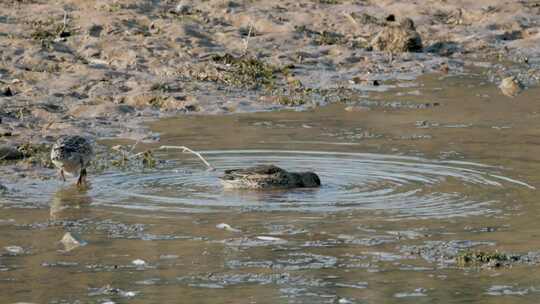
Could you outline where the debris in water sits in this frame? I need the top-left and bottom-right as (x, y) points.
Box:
(499, 76), (524, 97)
(216, 223), (241, 233)
(60, 232), (87, 251)
(485, 285), (529, 296)
(455, 250), (519, 268)
(88, 285), (139, 297)
(132, 259), (147, 266)
(256, 236), (285, 242)
(4, 245), (24, 255)
(394, 288), (428, 298)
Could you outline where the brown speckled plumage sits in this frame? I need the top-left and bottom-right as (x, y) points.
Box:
(51, 135), (94, 185)
(220, 165), (321, 189)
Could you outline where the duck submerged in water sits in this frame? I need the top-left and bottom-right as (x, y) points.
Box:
(220, 165), (321, 189)
(50, 135), (94, 186)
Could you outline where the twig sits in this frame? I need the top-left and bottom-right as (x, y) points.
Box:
(0, 153), (8, 161)
(61, 11), (68, 33)
(158, 145), (214, 170)
(343, 12), (358, 28)
(128, 139), (140, 154)
(129, 145), (215, 170)
(242, 24), (253, 55)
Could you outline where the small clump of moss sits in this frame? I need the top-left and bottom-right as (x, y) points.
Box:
(211, 54), (280, 89)
(313, 30), (345, 45)
(276, 96), (308, 106)
(150, 82), (172, 93)
(147, 96), (169, 109)
(29, 18), (72, 46)
(315, 0), (341, 4)
(456, 250), (519, 268)
(16, 142), (54, 168)
(141, 150), (156, 168)
(294, 26), (346, 46)
(106, 145), (158, 170)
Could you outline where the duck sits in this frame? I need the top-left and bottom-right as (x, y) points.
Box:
(50, 135), (94, 186)
(220, 165), (321, 189)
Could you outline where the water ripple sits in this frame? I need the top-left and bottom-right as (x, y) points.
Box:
(86, 150), (533, 218)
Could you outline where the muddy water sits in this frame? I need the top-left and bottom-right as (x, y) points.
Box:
(2, 72), (540, 303)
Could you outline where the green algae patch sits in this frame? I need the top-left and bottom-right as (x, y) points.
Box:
(210, 54), (281, 89)
(456, 250), (520, 268)
(12, 142), (54, 168)
(276, 96), (308, 106)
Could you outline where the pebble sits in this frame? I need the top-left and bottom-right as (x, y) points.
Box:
(499, 76), (524, 97)
(4, 245), (24, 254)
(256, 236), (285, 242)
(60, 232), (87, 251)
(2, 87), (13, 97)
(216, 223), (241, 233)
(132, 259), (147, 266)
(175, 3), (192, 14)
(345, 105), (370, 112)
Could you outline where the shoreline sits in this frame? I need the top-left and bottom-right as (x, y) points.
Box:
(0, 0), (539, 181)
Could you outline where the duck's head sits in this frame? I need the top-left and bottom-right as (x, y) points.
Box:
(300, 172), (321, 188)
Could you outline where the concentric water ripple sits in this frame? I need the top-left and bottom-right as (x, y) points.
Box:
(85, 150), (533, 219)
(1, 150), (533, 219)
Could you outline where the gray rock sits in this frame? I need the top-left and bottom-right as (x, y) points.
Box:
(0, 183), (7, 194)
(0, 144), (23, 160)
(60, 232), (87, 251)
(499, 76), (524, 97)
(88, 24), (103, 37)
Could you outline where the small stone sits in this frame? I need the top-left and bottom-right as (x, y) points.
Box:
(132, 259), (147, 266)
(5, 245), (24, 254)
(88, 24), (103, 37)
(386, 14), (396, 22)
(61, 232), (87, 251)
(0, 183), (7, 194)
(175, 3), (192, 14)
(499, 76), (523, 97)
(216, 223), (241, 233)
(351, 77), (380, 86)
(2, 87), (13, 97)
(0, 127), (12, 136)
(345, 105), (370, 112)
(440, 62), (450, 73)
(256, 236), (285, 242)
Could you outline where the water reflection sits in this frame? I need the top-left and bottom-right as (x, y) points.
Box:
(49, 185), (92, 221)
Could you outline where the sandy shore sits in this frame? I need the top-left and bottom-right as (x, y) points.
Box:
(0, 0), (539, 175)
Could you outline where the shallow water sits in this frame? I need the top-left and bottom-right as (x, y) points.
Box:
(3, 72), (540, 303)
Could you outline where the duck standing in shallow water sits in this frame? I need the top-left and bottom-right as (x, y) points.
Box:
(220, 165), (321, 189)
(50, 135), (94, 186)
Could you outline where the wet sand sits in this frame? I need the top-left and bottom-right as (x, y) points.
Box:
(0, 0), (539, 147)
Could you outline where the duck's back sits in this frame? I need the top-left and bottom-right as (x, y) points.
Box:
(221, 165), (292, 189)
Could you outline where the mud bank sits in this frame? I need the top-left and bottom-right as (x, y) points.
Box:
(0, 0), (539, 155)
